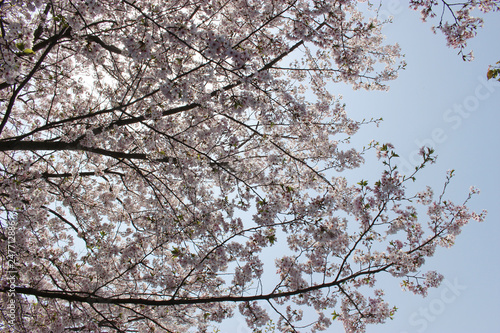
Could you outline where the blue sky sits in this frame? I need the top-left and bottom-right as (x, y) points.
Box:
(330, 4), (500, 333)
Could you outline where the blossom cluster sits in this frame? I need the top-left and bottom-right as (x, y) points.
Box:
(409, 0), (500, 59)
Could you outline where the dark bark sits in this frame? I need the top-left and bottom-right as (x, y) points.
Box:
(0, 265), (389, 306)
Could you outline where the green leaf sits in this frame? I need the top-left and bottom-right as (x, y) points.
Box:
(15, 42), (35, 54)
(357, 180), (368, 187)
(487, 67), (500, 80)
(487, 69), (495, 80)
(171, 247), (181, 257)
(233, 100), (243, 109)
(267, 234), (276, 245)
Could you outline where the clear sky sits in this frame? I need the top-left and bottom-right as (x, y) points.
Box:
(329, 3), (500, 333)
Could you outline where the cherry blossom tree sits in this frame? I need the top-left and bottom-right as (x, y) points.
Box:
(0, 1), (488, 332)
(407, 0), (500, 60)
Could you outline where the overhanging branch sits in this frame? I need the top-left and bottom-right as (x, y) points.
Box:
(1, 265), (391, 306)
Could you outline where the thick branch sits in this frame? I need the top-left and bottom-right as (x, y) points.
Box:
(1, 265), (391, 306)
(0, 140), (168, 161)
(87, 35), (123, 54)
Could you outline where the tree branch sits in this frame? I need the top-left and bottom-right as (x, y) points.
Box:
(1, 265), (391, 306)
